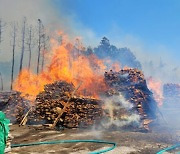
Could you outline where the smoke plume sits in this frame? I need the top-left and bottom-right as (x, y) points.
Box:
(100, 93), (140, 129)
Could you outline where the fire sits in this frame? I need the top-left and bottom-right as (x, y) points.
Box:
(13, 39), (108, 99)
(147, 77), (163, 106)
(111, 62), (121, 72)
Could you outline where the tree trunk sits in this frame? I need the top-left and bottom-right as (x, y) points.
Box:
(0, 72), (3, 91)
(37, 19), (42, 75)
(19, 18), (26, 74)
(11, 25), (16, 90)
(28, 26), (32, 71)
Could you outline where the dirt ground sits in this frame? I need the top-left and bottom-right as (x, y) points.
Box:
(9, 124), (180, 154)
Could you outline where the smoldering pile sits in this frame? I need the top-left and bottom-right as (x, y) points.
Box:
(104, 68), (158, 130)
(0, 68), (158, 131)
(0, 91), (30, 123)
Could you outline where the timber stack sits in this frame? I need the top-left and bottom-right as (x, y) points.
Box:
(0, 68), (159, 131)
(104, 68), (158, 130)
(34, 81), (103, 128)
(1, 91), (30, 123)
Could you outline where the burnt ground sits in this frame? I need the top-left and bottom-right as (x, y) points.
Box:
(10, 124), (180, 154)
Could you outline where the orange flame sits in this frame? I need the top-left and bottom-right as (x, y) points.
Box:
(147, 77), (163, 106)
(13, 39), (108, 99)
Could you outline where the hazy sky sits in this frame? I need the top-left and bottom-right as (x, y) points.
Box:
(0, 0), (180, 89)
(53, 0), (180, 62)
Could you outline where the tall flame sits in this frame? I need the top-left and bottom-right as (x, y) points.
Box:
(13, 39), (107, 99)
(147, 77), (163, 106)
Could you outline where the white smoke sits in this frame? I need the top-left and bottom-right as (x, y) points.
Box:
(0, 0), (100, 90)
(100, 93), (140, 129)
(0, 0), (179, 91)
(0, 0), (59, 62)
(0, 0), (100, 61)
(103, 31), (180, 84)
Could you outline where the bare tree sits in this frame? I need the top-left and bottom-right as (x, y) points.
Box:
(0, 72), (3, 91)
(41, 27), (49, 72)
(41, 34), (45, 72)
(10, 23), (17, 90)
(0, 19), (2, 44)
(19, 17), (26, 74)
(26, 25), (34, 71)
(0, 19), (6, 49)
(36, 19), (43, 75)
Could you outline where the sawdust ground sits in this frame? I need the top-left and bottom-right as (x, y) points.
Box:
(9, 124), (180, 154)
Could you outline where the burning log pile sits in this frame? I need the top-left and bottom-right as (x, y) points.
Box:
(0, 92), (30, 123)
(0, 92), (12, 110)
(0, 68), (158, 131)
(104, 68), (157, 129)
(33, 81), (103, 128)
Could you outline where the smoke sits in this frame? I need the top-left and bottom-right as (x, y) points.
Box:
(100, 93), (140, 129)
(0, 0), (179, 98)
(0, 0), (100, 90)
(110, 35), (180, 130)
(0, 0), (62, 62)
(105, 32), (180, 84)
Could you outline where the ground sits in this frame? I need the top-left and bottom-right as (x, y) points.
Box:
(9, 124), (180, 154)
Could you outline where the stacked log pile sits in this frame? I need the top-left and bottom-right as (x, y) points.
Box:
(0, 92), (13, 110)
(33, 81), (103, 128)
(1, 92), (30, 123)
(104, 68), (158, 129)
(1, 69), (158, 131)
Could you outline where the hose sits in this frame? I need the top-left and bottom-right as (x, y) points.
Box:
(11, 138), (180, 153)
(156, 143), (180, 154)
(11, 139), (117, 154)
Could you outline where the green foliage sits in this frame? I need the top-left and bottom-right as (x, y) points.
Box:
(93, 37), (142, 69)
(0, 111), (10, 154)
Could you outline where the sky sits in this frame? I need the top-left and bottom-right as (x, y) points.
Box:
(53, 0), (180, 62)
(0, 0), (180, 90)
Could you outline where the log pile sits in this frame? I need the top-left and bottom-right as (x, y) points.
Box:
(1, 69), (158, 131)
(1, 92), (30, 123)
(0, 92), (12, 110)
(33, 81), (103, 128)
(104, 68), (157, 130)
